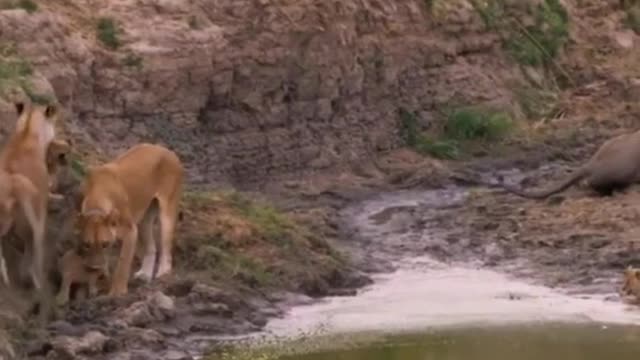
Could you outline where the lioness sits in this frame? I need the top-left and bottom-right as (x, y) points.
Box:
(0, 102), (59, 320)
(0, 171), (40, 285)
(75, 143), (184, 296)
(56, 248), (109, 306)
(622, 266), (640, 303)
(487, 130), (640, 199)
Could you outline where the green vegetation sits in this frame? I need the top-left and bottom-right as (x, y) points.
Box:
(0, 57), (32, 87)
(444, 107), (512, 141)
(96, 17), (121, 50)
(0, 0), (38, 13)
(180, 191), (346, 290)
(22, 83), (54, 105)
(121, 52), (143, 70)
(399, 109), (459, 159)
(188, 15), (200, 29)
(625, 4), (640, 34)
(423, 0), (434, 12)
(69, 157), (87, 179)
(399, 106), (513, 160)
(0, 46), (56, 104)
(515, 86), (560, 121)
(472, 0), (569, 67)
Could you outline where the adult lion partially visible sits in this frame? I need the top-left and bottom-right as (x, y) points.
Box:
(75, 143), (184, 296)
(495, 130), (640, 199)
(0, 171), (40, 286)
(0, 102), (59, 321)
(622, 266), (640, 303)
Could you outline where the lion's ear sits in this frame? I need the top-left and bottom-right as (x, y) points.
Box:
(44, 104), (57, 118)
(14, 102), (24, 116)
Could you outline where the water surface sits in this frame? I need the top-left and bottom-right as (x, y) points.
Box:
(279, 323), (640, 360)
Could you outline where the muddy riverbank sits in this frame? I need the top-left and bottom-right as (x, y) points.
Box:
(22, 150), (640, 359)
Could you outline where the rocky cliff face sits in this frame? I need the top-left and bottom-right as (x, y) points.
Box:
(0, 0), (521, 186)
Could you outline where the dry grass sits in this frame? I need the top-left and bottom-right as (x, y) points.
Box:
(176, 190), (347, 291)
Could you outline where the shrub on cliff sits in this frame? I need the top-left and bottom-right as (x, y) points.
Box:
(472, 0), (570, 67)
(399, 106), (512, 160)
(0, 0), (38, 13)
(96, 17), (121, 50)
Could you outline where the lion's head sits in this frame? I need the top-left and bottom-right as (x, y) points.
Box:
(76, 208), (122, 270)
(14, 102), (60, 146)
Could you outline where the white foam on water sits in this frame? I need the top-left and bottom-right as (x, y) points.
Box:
(256, 189), (640, 339)
(262, 256), (640, 338)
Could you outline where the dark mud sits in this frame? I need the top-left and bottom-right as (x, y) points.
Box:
(22, 141), (640, 359)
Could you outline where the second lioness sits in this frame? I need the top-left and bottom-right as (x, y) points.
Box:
(75, 143), (184, 296)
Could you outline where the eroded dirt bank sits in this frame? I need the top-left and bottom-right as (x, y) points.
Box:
(5, 0), (640, 358)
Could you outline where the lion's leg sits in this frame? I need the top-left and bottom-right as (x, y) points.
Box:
(87, 274), (99, 298)
(109, 225), (138, 296)
(56, 273), (72, 306)
(0, 241), (10, 286)
(134, 206), (158, 282)
(155, 197), (178, 279)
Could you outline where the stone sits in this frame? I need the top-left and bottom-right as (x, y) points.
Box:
(49, 331), (109, 358)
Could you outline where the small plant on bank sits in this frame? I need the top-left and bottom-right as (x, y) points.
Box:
(399, 106), (514, 160)
(399, 108), (460, 160)
(471, 0), (569, 67)
(444, 106), (513, 141)
(0, 56), (32, 97)
(0, 0), (38, 13)
(188, 15), (199, 29)
(0, 57), (31, 83)
(17, 0), (36, 12)
(96, 17), (121, 50)
(505, 0), (569, 66)
(625, 4), (640, 34)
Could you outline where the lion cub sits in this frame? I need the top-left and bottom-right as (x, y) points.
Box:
(56, 248), (110, 306)
(621, 266), (640, 303)
(46, 139), (71, 201)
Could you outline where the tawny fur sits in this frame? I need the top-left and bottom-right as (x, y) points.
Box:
(622, 266), (640, 303)
(46, 139), (71, 202)
(56, 248), (109, 306)
(76, 143), (184, 296)
(0, 171), (40, 286)
(497, 130), (640, 199)
(0, 102), (59, 321)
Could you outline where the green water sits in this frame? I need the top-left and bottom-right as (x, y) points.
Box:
(276, 323), (640, 360)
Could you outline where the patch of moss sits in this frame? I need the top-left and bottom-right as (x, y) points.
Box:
(515, 86), (559, 121)
(444, 106), (513, 141)
(188, 15), (200, 29)
(179, 190), (347, 291)
(96, 17), (121, 50)
(625, 5), (640, 34)
(0, 0), (38, 13)
(399, 106), (512, 160)
(69, 157), (87, 179)
(471, 0), (569, 67)
(508, 0), (569, 66)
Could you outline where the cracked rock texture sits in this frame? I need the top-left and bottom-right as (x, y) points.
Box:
(0, 0), (521, 186)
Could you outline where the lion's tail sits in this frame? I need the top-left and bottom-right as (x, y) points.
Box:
(498, 167), (587, 200)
